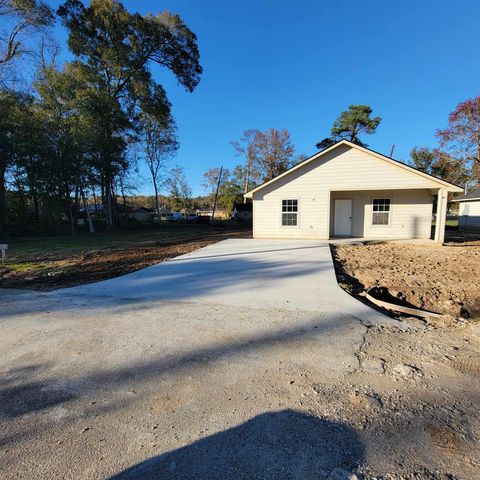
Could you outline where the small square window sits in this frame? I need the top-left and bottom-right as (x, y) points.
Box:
(282, 199), (298, 226)
(372, 198), (390, 225)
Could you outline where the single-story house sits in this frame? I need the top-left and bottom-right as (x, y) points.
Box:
(244, 140), (463, 242)
(129, 207), (153, 222)
(452, 188), (480, 232)
(232, 203), (253, 223)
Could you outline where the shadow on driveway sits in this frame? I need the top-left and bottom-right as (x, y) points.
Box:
(0, 313), (355, 420)
(109, 409), (364, 480)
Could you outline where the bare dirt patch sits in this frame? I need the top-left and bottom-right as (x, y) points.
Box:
(333, 242), (480, 322)
(0, 228), (251, 291)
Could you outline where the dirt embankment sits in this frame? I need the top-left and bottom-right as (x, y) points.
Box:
(333, 242), (480, 322)
(0, 229), (250, 291)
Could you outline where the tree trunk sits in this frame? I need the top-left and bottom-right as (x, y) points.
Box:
(32, 193), (39, 222)
(0, 160), (7, 228)
(74, 185), (80, 228)
(243, 157), (250, 203)
(66, 188), (75, 237)
(105, 181), (113, 231)
(13, 172), (28, 217)
(211, 166), (223, 223)
(80, 185), (95, 233)
(153, 177), (161, 223)
(120, 180), (128, 224)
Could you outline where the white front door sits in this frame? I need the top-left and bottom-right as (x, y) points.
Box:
(334, 199), (352, 236)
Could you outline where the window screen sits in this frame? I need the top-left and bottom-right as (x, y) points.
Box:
(282, 199), (298, 226)
(372, 198), (390, 225)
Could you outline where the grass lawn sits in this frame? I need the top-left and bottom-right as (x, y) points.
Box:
(0, 224), (251, 289)
(3, 224), (236, 263)
(431, 219), (459, 228)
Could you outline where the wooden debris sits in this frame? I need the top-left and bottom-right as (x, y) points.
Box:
(361, 290), (444, 320)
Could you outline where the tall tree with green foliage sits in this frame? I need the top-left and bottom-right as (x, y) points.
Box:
(410, 147), (436, 173)
(316, 105), (381, 149)
(34, 64), (94, 235)
(0, 89), (34, 227)
(7, 92), (47, 223)
(57, 0), (202, 229)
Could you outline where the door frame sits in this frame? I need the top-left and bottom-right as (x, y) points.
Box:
(333, 198), (353, 236)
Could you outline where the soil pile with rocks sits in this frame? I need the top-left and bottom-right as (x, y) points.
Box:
(333, 242), (480, 322)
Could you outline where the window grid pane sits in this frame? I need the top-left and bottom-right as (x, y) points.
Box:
(282, 213), (297, 226)
(372, 199), (390, 225)
(281, 199), (298, 226)
(281, 200), (298, 213)
(373, 199), (390, 212)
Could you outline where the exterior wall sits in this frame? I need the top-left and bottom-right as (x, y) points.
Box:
(252, 145), (438, 239)
(234, 210), (252, 222)
(459, 200), (480, 231)
(330, 190), (433, 239)
(130, 211), (151, 221)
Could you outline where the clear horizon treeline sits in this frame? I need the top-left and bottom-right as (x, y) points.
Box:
(1, 1), (478, 237)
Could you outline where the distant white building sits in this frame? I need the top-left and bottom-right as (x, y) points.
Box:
(453, 188), (480, 232)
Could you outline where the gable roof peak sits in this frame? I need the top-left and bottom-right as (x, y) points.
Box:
(244, 139), (463, 198)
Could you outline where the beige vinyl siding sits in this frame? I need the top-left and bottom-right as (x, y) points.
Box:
(252, 145), (437, 239)
(330, 190), (432, 239)
(459, 200), (480, 231)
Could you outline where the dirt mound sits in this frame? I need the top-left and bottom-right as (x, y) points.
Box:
(333, 242), (480, 322)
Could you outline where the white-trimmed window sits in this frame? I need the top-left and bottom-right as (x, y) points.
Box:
(372, 198), (391, 225)
(282, 199), (298, 226)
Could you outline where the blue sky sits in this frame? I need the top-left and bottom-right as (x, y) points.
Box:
(51, 0), (480, 195)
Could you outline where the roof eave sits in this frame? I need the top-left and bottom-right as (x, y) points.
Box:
(452, 196), (480, 202)
(448, 186), (467, 193)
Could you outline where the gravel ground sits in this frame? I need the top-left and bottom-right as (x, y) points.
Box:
(1, 240), (479, 479)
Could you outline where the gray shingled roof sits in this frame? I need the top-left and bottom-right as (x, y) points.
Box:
(454, 188), (480, 201)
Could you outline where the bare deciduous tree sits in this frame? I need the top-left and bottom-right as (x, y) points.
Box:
(231, 130), (260, 197)
(142, 114), (178, 222)
(0, 0), (55, 65)
(166, 165), (191, 213)
(232, 128), (297, 187)
(254, 128), (295, 181)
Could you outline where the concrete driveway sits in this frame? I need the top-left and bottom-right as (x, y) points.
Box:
(53, 239), (391, 317)
(0, 239), (395, 479)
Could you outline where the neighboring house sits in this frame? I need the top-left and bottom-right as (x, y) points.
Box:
(78, 204), (103, 225)
(157, 205), (169, 216)
(244, 140), (462, 243)
(452, 188), (480, 232)
(78, 204), (103, 215)
(129, 207), (153, 222)
(196, 208), (229, 219)
(232, 203), (253, 223)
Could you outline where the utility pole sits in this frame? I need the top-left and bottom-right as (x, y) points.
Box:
(243, 154), (251, 203)
(389, 144), (395, 158)
(211, 166), (223, 223)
